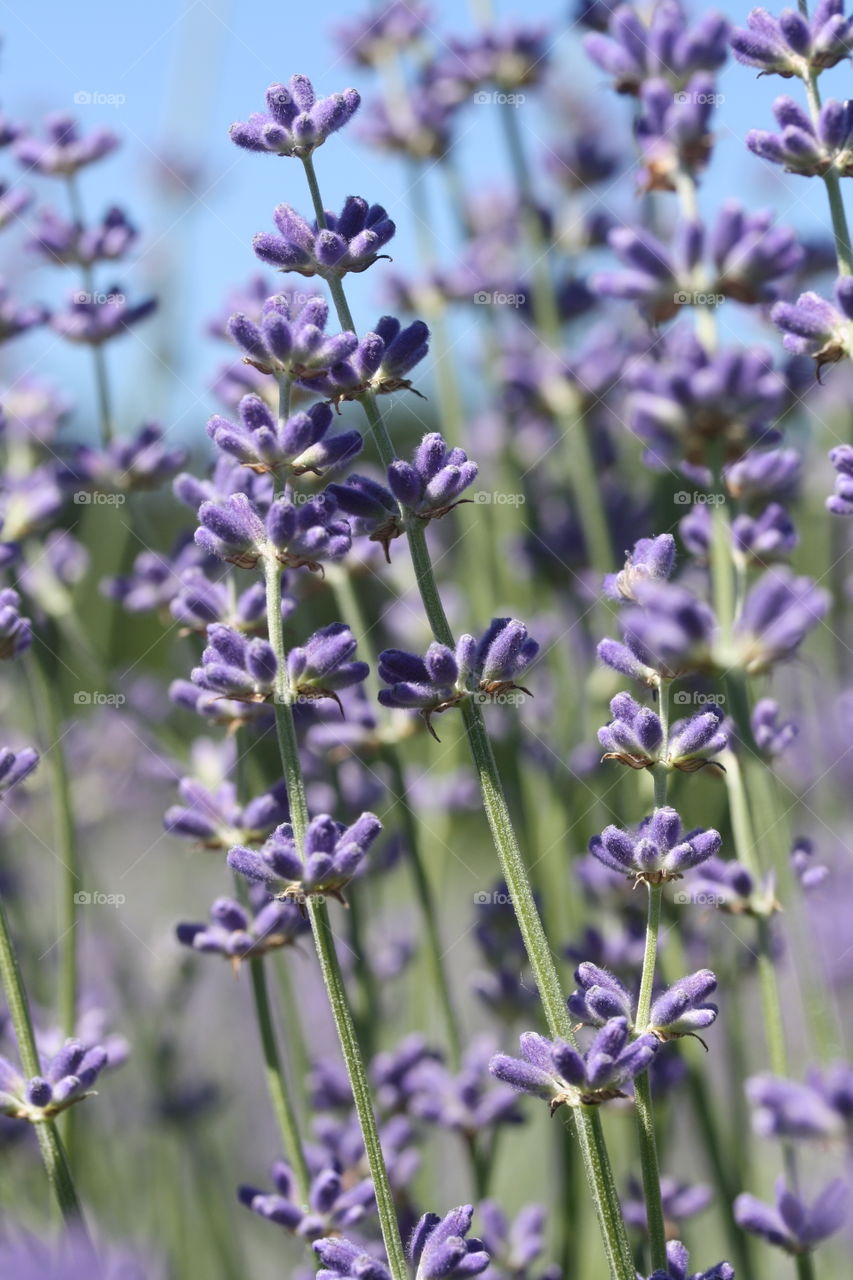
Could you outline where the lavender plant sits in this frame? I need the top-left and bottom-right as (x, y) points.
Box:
(1, 1), (853, 1278)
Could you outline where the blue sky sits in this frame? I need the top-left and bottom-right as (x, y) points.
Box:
(0, 0), (846, 440)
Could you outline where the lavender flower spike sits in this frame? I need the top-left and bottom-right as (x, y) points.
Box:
(771, 275), (853, 371)
(0, 588), (33, 658)
(0, 1040), (108, 1121)
(590, 808), (722, 885)
(733, 568), (828, 673)
(408, 1205), (490, 1280)
(747, 95), (853, 177)
(176, 895), (304, 965)
(826, 444), (853, 514)
(378, 619), (538, 738)
(15, 112), (119, 176)
(241, 1157), (374, 1241)
(195, 491), (351, 571)
(286, 623), (370, 711)
(191, 624), (278, 703)
(228, 812), (382, 903)
(731, 4), (853, 79)
(387, 432), (479, 520)
(206, 395), (362, 478)
(313, 1204), (489, 1280)
(254, 197), (395, 278)
(642, 1239), (734, 1280)
(226, 292), (359, 380)
(603, 534), (676, 602)
(735, 1177), (848, 1254)
(0, 745), (39, 791)
(598, 692), (726, 772)
(490, 1019), (658, 1112)
(230, 75), (360, 158)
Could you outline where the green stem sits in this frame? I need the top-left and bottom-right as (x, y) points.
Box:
(632, 885), (667, 1272)
(261, 554), (408, 1280)
(232, 724), (310, 1196)
(460, 698), (635, 1280)
(797, 36), (853, 275)
(66, 175), (114, 444)
(307, 897), (409, 1280)
(28, 648), (80, 1040)
(0, 889), (87, 1226)
(246, 953), (311, 1199)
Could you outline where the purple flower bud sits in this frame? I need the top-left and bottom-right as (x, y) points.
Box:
(208, 394), (361, 478)
(50, 285), (156, 345)
(228, 812), (382, 899)
(734, 568), (828, 673)
(230, 76), (360, 159)
(254, 197), (395, 278)
(735, 1177), (848, 1253)
(15, 112), (119, 176)
(732, 5), (853, 77)
(590, 807), (722, 885)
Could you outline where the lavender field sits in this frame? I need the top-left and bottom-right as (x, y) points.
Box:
(1, 2), (853, 1277)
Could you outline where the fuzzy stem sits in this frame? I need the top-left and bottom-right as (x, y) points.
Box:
(796, 17), (853, 276)
(0, 888), (88, 1227)
(261, 553), (408, 1280)
(307, 896), (409, 1280)
(632, 884), (668, 1271)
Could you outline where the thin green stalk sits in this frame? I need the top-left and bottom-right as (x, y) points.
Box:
(28, 648), (80, 1040)
(247, 952), (311, 1199)
(66, 175), (115, 443)
(261, 553), (408, 1280)
(633, 885), (667, 1272)
(795, 6), (853, 276)
(232, 725), (310, 1196)
(0, 889), (87, 1227)
(460, 698), (635, 1280)
(307, 897), (409, 1280)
